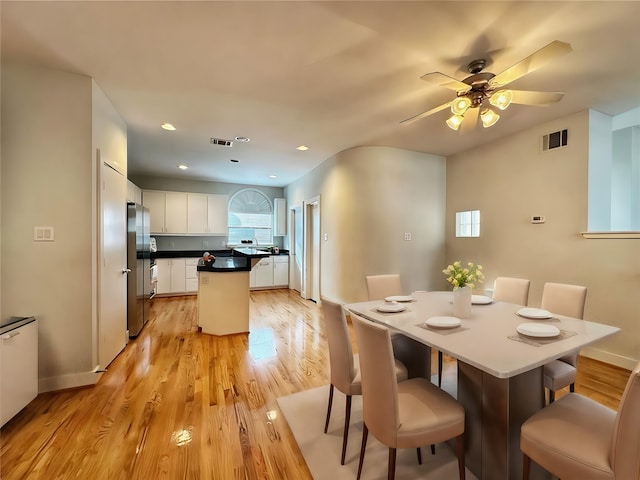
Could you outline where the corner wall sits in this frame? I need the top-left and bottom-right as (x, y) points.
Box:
(285, 146), (446, 303)
(446, 110), (639, 369)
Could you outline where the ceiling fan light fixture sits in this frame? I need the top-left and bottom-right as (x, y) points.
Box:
(451, 96), (472, 115)
(480, 108), (500, 128)
(489, 90), (513, 110)
(446, 114), (464, 131)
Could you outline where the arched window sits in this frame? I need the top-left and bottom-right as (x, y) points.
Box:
(228, 189), (273, 244)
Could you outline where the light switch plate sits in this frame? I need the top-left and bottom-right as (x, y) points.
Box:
(34, 226), (55, 241)
(404, 232), (412, 241)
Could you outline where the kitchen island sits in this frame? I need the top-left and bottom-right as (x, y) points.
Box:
(196, 248), (270, 336)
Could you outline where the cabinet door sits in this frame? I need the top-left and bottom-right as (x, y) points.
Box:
(254, 257), (274, 288)
(165, 192), (188, 234)
(185, 259), (199, 292)
(273, 198), (287, 236)
(273, 258), (289, 286)
(156, 259), (172, 294)
(207, 194), (228, 235)
(187, 194), (208, 234)
(170, 258), (187, 293)
(143, 191), (166, 234)
(1, 320), (38, 427)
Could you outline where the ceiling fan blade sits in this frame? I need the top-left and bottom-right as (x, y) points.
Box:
(490, 40), (572, 88)
(460, 107), (480, 133)
(510, 90), (565, 105)
(400, 101), (451, 125)
(421, 72), (471, 93)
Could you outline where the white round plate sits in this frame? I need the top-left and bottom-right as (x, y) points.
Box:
(472, 295), (493, 305)
(384, 295), (414, 303)
(517, 322), (560, 338)
(376, 303), (407, 313)
(516, 307), (552, 319)
(425, 316), (461, 329)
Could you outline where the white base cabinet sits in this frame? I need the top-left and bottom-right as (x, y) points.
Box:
(185, 258), (199, 292)
(1, 319), (38, 427)
(250, 255), (289, 290)
(273, 256), (289, 286)
(156, 258), (187, 295)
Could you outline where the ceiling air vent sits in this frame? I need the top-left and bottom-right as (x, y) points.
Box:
(541, 129), (568, 152)
(210, 137), (233, 147)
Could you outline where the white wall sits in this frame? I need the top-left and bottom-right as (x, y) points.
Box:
(285, 146), (446, 303)
(1, 62), (95, 389)
(446, 110), (640, 369)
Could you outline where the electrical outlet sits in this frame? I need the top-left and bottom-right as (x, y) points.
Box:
(324, 233), (328, 241)
(404, 232), (412, 241)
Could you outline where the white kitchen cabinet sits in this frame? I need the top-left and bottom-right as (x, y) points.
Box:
(187, 194), (208, 234)
(185, 258), (199, 292)
(164, 192), (188, 233)
(251, 256), (273, 288)
(273, 256), (289, 286)
(143, 190), (166, 234)
(1, 318), (38, 427)
(156, 258), (186, 294)
(207, 194), (228, 235)
(127, 180), (142, 204)
(273, 198), (287, 236)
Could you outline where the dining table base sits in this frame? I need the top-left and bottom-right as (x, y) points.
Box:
(457, 361), (550, 480)
(391, 334), (432, 380)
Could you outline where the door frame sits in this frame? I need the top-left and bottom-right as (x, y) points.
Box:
(301, 195), (320, 301)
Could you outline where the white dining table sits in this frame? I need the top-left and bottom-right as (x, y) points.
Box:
(344, 291), (620, 480)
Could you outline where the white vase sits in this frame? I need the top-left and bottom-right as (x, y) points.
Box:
(453, 286), (472, 319)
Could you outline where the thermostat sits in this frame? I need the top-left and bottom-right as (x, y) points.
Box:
(531, 216), (546, 224)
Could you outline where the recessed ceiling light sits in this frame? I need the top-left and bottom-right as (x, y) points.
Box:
(177, 164), (188, 170)
(161, 123), (176, 131)
(234, 136), (250, 142)
(296, 145), (309, 151)
(269, 175), (277, 179)
(230, 159), (239, 163)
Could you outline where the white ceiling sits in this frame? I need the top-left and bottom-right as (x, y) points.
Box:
(3, 1), (640, 187)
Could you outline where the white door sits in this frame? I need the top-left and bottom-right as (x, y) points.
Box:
(290, 205), (303, 293)
(99, 162), (127, 369)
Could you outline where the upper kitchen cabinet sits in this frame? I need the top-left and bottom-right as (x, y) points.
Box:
(273, 198), (287, 236)
(144, 189), (228, 235)
(143, 190), (167, 234)
(207, 194), (228, 235)
(126, 180), (142, 204)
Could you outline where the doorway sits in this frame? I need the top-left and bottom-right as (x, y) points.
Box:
(289, 205), (303, 293)
(302, 196), (320, 302)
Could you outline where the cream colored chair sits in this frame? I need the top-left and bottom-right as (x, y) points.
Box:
(521, 360), (640, 480)
(351, 313), (466, 480)
(540, 282), (588, 403)
(492, 276), (531, 305)
(365, 274), (445, 387)
(321, 298), (408, 465)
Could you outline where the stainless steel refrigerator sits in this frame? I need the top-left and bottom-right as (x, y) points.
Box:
(127, 202), (151, 337)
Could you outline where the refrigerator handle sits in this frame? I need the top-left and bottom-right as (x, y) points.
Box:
(122, 268), (132, 275)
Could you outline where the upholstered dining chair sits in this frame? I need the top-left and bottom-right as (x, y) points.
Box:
(365, 274), (446, 388)
(521, 360), (640, 480)
(320, 298), (408, 465)
(350, 313), (466, 480)
(540, 282), (588, 403)
(492, 276), (531, 305)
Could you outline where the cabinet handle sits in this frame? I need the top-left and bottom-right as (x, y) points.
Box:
(122, 268), (132, 274)
(2, 331), (20, 340)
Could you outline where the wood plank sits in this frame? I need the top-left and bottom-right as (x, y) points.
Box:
(0, 290), (629, 478)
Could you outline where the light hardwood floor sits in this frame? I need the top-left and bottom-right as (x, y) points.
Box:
(0, 290), (631, 479)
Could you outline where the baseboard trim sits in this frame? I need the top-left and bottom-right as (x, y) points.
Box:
(581, 347), (637, 371)
(38, 368), (101, 393)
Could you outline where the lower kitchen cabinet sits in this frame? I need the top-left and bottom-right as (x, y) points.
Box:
(1, 318), (38, 427)
(273, 255), (289, 286)
(156, 258), (187, 294)
(185, 258), (199, 292)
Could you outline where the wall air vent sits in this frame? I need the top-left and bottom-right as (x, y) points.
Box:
(210, 137), (233, 147)
(541, 129), (568, 152)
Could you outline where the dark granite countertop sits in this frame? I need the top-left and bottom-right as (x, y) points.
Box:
(153, 249), (289, 259)
(197, 256), (251, 272)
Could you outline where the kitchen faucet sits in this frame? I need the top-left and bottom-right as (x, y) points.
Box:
(251, 237), (258, 246)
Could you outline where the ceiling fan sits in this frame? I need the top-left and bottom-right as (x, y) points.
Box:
(401, 40), (572, 131)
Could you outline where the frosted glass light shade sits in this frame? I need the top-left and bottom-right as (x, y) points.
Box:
(480, 108), (500, 128)
(489, 90), (513, 110)
(451, 96), (472, 115)
(446, 114), (464, 131)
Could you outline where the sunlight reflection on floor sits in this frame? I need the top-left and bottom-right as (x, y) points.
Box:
(249, 328), (277, 360)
